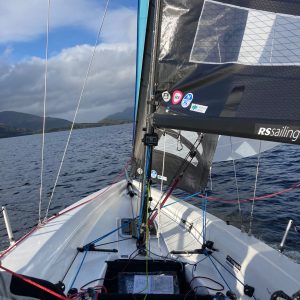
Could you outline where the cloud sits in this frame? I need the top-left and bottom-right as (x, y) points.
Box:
(0, 0), (136, 45)
(0, 43), (136, 122)
(0, 0), (138, 122)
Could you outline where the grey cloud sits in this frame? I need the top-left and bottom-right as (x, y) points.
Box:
(0, 43), (136, 122)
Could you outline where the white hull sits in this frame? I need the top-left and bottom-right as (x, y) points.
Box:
(1, 180), (299, 299)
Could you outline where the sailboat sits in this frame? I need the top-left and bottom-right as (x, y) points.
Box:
(1, 0), (300, 299)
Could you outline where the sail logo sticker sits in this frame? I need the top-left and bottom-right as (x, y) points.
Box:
(162, 91), (171, 102)
(151, 170), (157, 179)
(172, 90), (183, 105)
(157, 175), (167, 181)
(256, 125), (300, 142)
(190, 103), (208, 113)
(181, 93), (193, 108)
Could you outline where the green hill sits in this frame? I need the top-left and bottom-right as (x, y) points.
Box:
(0, 111), (72, 131)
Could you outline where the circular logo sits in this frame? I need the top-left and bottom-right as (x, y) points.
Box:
(162, 91), (171, 102)
(172, 90), (184, 105)
(137, 168), (143, 175)
(151, 170), (157, 179)
(181, 93), (193, 108)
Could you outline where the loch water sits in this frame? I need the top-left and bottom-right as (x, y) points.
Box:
(0, 124), (299, 262)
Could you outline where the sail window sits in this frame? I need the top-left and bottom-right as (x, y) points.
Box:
(190, 0), (300, 66)
(155, 131), (201, 167)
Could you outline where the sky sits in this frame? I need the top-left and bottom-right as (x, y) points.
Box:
(0, 0), (137, 122)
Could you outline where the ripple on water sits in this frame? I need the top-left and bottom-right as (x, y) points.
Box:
(0, 125), (299, 262)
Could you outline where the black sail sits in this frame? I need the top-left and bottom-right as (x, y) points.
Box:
(133, 0), (218, 193)
(152, 0), (300, 145)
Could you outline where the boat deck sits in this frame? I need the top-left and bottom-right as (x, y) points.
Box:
(1, 180), (300, 299)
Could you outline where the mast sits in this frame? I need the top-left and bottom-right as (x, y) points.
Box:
(137, 0), (161, 249)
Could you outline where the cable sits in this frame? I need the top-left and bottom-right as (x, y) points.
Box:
(210, 255), (244, 286)
(69, 250), (88, 289)
(44, 0), (111, 220)
(39, 0), (51, 225)
(189, 276), (224, 291)
(192, 256), (209, 277)
(230, 136), (243, 229)
(202, 195), (207, 243)
(150, 133), (204, 218)
(94, 237), (132, 247)
(249, 141), (262, 235)
(207, 254), (231, 290)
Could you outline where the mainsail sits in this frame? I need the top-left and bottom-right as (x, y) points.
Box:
(133, 0), (218, 193)
(151, 0), (300, 144)
(133, 0), (300, 193)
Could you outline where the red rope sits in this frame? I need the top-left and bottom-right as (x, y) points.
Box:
(148, 177), (180, 225)
(198, 182), (300, 203)
(0, 264), (69, 300)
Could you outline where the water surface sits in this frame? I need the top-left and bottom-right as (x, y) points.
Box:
(0, 124), (299, 262)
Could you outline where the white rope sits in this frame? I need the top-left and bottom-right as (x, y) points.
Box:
(160, 131), (166, 193)
(44, 0), (111, 220)
(157, 131), (166, 245)
(248, 140), (262, 235)
(230, 136), (243, 229)
(38, 0), (51, 224)
(209, 166), (213, 191)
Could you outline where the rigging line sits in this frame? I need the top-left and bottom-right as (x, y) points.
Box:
(157, 130), (166, 243)
(142, 182), (151, 299)
(202, 194), (207, 243)
(70, 250), (88, 289)
(39, 0), (51, 225)
(44, 0), (111, 221)
(249, 141), (262, 235)
(207, 254), (231, 290)
(209, 166), (213, 191)
(160, 130), (166, 193)
(230, 136), (243, 230)
(150, 133), (204, 218)
(138, 146), (151, 231)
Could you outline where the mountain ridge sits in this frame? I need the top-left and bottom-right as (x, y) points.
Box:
(0, 109), (133, 139)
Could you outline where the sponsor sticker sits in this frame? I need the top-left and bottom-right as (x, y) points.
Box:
(190, 103), (208, 113)
(172, 90), (184, 105)
(181, 93), (193, 108)
(157, 175), (167, 181)
(151, 170), (157, 179)
(162, 91), (171, 102)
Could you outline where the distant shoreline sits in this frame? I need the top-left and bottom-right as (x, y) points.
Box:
(0, 120), (133, 139)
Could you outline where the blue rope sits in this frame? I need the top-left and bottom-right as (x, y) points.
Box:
(85, 225), (123, 248)
(163, 191), (202, 208)
(137, 146), (151, 237)
(70, 250), (87, 288)
(70, 224), (127, 288)
(202, 194), (208, 243)
(207, 253), (231, 290)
